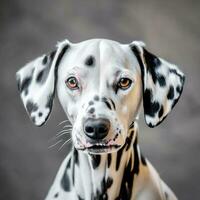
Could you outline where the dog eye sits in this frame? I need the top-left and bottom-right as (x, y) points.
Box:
(65, 77), (79, 90)
(118, 78), (132, 90)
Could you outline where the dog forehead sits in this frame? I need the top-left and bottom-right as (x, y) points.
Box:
(59, 39), (139, 77)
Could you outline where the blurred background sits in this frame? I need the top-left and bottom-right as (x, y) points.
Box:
(0, 0), (200, 199)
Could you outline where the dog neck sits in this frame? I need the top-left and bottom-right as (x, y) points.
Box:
(69, 121), (147, 199)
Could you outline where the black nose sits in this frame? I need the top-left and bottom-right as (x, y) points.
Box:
(84, 118), (110, 140)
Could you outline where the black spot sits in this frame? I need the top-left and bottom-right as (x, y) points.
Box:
(89, 101), (94, 105)
(53, 44), (70, 88)
(141, 154), (147, 166)
(171, 77), (185, 109)
(167, 86), (174, 100)
(66, 157), (71, 169)
(143, 48), (162, 85)
(42, 55), (48, 65)
(88, 107), (95, 114)
(78, 195), (84, 200)
(102, 97), (112, 110)
(112, 83), (118, 94)
(19, 76), (32, 93)
(16, 75), (21, 92)
(176, 86), (181, 93)
(116, 147), (123, 171)
(91, 155), (101, 169)
(94, 95), (99, 101)
(105, 101), (112, 110)
(109, 98), (116, 110)
(158, 105), (164, 118)
(38, 112), (43, 117)
(107, 154), (111, 168)
(93, 177), (109, 200)
(73, 148), (79, 166)
(31, 116), (36, 123)
(133, 137), (140, 175)
(129, 121), (134, 129)
(164, 191), (169, 199)
(50, 50), (56, 61)
(106, 177), (113, 188)
(131, 45), (168, 103)
(26, 101), (38, 114)
(157, 75), (166, 87)
(85, 55), (95, 66)
(131, 45), (145, 90)
(125, 131), (134, 151)
(143, 89), (160, 117)
(116, 153), (135, 199)
(46, 94), (54, 109)
(36, 70), (44, 82)
(143, 48), (161, 69)
(54, 193), (59, 198)
(115, 137), (141, 199)
(148, 123), (153, 128)
(169, 68), (184, 81)
(61, 170), (71, 191)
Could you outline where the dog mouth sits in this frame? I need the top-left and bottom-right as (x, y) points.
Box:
(75, 136), (122, 154)
(86, 143), (121, 153)
(77, 143), (121, 154)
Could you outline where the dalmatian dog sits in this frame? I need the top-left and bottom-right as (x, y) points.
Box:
(16, 39), (185, 200)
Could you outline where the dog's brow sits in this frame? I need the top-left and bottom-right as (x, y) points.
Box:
(85, 55), (95, 67)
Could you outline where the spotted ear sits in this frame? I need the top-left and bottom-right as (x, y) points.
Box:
(130, 41), (185, 128)
(16, 40), (70, 126)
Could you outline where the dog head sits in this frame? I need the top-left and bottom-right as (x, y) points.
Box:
(16, 39), (185, 154)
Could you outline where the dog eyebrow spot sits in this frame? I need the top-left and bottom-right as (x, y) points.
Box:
(85, 55), (95, 67)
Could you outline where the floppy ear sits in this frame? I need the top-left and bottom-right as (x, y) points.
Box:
(16, 40), (70, 126)
(130, 41), (185, 128)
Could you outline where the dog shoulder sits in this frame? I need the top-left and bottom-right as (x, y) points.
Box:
(133, 160), (177, 200)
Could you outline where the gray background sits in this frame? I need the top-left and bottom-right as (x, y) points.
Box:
(0, 0), (200, 199)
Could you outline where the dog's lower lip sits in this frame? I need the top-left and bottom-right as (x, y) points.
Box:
(87, 144), (120, 149)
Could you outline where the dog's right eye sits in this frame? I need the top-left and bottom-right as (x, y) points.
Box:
(65, 76), (79, 90)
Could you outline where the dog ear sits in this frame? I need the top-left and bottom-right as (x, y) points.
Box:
(16, 40), (70, 126)
(130, 41), (185, 128)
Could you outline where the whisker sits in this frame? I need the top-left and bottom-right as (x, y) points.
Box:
(56, 129), (72, 136)
(63, 125), (72, 129)
(57, 119), (70, 126)
(58, 138), (72, 151)
(48, 131), (71, 142)
(55, 131), (71, 139)
(48, 139), (63, 149)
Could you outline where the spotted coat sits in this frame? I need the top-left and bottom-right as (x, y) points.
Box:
(16, 39), (185, 200)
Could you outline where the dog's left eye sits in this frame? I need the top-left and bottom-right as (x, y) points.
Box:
(65, 77), (79, 90)
(118, 78), (132, 90)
